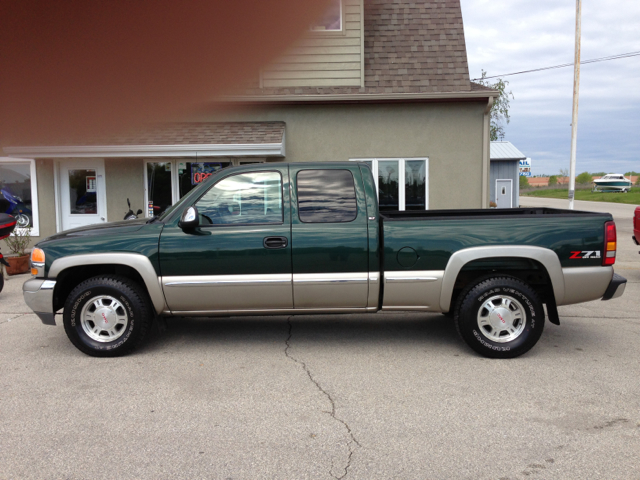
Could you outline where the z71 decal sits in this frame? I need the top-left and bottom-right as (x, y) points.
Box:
(570, 251), (601, 259)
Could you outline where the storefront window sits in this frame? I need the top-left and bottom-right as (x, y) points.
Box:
(405, 160), (426, 210)
(178, 161), (231, 198)
(146, 162), (173, 217)
(378, 160), (400, 212)
(350, 158), (429, 211)
(0, 158), (39, 233)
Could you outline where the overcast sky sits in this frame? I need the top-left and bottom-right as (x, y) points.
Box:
(461, 0), (640, 176)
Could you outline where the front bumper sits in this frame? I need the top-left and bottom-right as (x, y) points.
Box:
(23, 278), (57, 325)
(601, 273), (627, 301)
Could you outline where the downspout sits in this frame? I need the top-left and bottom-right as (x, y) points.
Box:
(482, 96), (494, 208)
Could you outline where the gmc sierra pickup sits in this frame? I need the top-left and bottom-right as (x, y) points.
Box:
(24, 162), (627, 358)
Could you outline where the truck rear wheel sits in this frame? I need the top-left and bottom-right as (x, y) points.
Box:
(63, 275), (152, 357)
(454, 276), (544, 359)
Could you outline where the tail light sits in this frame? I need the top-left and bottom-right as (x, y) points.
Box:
(603, 221), (616, 266)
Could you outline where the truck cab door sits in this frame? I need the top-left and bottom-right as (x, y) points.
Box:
(159, 165), (292, 314)
(289, 165), (369, 309)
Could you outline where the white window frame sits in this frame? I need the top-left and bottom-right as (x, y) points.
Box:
(143, 158), (266, 218)
(350, 158), (429, 211)
(0, 157), (40, 236)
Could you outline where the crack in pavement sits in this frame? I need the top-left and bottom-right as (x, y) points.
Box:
(284, 317), (361, 480)
(0, 313), (30, 325)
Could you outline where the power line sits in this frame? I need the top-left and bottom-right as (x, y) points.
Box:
(471, 50), (640, 81)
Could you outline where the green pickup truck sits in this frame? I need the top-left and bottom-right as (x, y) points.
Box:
(23, 162), (626, 358)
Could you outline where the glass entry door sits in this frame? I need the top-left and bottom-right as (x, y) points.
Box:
(59, 159), (107, 231)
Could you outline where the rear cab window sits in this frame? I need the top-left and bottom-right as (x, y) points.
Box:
(296, 169), (357, 223)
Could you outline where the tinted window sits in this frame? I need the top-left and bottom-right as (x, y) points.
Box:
(297, 169), (357, 223)
(196, 171), (283, 225)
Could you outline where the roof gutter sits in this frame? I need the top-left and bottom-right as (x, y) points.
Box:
(3, 142), (285, 159)
(217, 90), (499, 105)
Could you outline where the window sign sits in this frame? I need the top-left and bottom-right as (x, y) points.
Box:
(0, 158), (39, 233)
(86, 176), (97, 193)
(190, 162), (227, 185)
(180, 161), (232, 197)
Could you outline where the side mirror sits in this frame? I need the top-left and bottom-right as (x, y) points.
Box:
(136, 209), (143, 215)
(179, 206), (199, 229)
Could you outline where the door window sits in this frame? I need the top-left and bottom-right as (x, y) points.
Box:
(296, 169), (357, 223)
(68, 169), (97, 214)
(196, 171), (283, 225)
(144, 158), (267, 217)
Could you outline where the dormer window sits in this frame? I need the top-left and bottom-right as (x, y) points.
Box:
(310, 0), (342, 31)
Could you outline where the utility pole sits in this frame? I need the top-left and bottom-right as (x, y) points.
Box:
(568, 0), (582, 209)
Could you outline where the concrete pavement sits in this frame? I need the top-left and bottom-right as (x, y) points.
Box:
(1, 201), (639, 479)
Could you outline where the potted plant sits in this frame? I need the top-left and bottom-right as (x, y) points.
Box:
(3, 227), (31, 275)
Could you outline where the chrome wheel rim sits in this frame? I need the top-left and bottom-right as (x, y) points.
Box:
(80, 295), (129, 342)
(477, 294), (526, 343)
(16, 214), (30, 228)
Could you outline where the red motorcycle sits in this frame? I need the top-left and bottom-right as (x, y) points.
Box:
(0, 213), (18, 293)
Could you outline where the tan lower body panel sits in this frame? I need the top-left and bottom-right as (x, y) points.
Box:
(162, 274), (293, 311)
(293, 272), (369, 308)
(560, 266), (613, 305)
(382, 270), (444, 311)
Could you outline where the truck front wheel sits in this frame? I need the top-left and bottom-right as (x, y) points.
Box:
(454, 276), (544, 359)
(63, 275), (152, 357)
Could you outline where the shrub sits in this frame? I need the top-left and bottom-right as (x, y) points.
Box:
(519, 175), (529, 189)
(548, 175), (558, 186)
(576, 171), (593, 185)
(4, 227), (31, 257)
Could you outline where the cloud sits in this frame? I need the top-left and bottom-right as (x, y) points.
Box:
(461, 0), (640, 175)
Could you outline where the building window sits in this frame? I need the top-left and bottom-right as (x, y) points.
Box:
(297, 169), (357, 223)
(144, 158), (265, 217)
(350, 158), (429, 212)
(0, 157), (39, 235)
(310, 0), (342, 31)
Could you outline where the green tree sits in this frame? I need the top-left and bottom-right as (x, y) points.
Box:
(476, 70), (514, 141)
(519, 175), (529, 189)
(576, 171), (593, 185)
(548, 175), (558, 186)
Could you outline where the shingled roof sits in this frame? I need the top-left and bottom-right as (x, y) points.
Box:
(240, 0), (473, 96)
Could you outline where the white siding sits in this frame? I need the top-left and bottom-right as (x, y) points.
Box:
(261, 0), (363, 88)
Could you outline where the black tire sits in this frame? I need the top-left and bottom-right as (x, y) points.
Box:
(0, 273), (4, 293)
(63, 275), (152, 357)
(454, 276), (544, 359)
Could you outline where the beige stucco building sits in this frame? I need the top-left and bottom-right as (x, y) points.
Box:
(2, 0), (496, 243)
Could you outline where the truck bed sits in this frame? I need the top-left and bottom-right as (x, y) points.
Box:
(380, 207), (612, 271)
